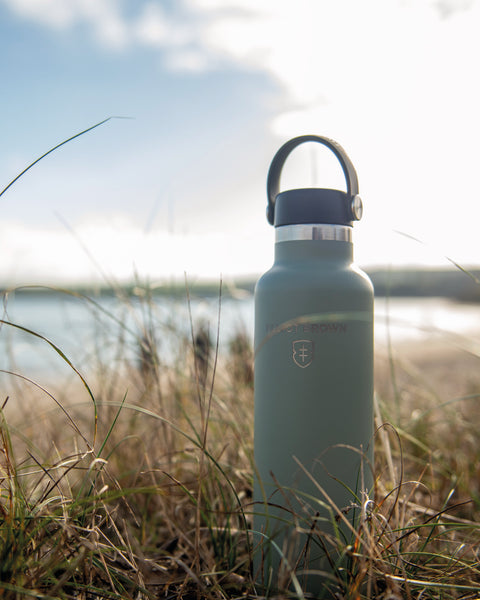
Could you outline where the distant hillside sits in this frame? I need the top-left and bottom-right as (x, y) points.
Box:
(2, 267), (480, 301)
(367, 267), (480, 301)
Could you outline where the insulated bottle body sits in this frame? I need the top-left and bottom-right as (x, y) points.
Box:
(253, 235), (374, 594)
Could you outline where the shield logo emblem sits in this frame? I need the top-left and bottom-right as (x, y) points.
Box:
(292, 339), (314, 368)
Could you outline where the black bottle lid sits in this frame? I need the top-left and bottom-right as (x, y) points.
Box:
(266, 135), (362, 227)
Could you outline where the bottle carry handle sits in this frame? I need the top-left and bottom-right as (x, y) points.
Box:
(266, 135), (360, 226)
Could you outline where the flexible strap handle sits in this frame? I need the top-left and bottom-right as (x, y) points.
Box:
(266, 135), (359, 225)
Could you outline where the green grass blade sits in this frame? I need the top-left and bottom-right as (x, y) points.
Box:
(0, 319), (97, 445)
(0, 117), (121, 200)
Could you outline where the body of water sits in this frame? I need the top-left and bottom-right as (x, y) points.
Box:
(1, 291), (479, 379)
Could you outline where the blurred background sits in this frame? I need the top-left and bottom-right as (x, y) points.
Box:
(2, 0), (480, 384)
(1, 0), (480, 287)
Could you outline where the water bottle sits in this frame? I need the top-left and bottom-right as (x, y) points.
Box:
(253, 135), (374, 596)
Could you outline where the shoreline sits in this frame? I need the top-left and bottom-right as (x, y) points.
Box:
(375, 335), (480, 404)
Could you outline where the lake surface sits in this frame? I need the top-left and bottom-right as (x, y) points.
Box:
(1, 291), (479, 379)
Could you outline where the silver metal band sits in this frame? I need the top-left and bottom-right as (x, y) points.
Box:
(275, 224), (353, 243)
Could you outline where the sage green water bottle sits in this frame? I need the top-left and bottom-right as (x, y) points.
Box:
(253, 135), (374, 597)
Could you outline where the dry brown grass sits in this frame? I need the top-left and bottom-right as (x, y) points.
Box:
(1, 295), (480, 598)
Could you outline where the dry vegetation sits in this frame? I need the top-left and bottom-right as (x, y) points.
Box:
(2, 121), (478, 598)
(1, 287), (480, 599)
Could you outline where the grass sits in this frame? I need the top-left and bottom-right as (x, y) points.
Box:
(0, 281), (479, 599)
(0, 282), (254, 598)
(1, 121), (479, 598)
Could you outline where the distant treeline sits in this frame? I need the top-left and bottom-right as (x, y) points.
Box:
(2, 267), (480, 301)
(367, 267), (480, 301)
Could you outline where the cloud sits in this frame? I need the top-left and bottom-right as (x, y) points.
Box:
(1, 0), (129, 48)
(133, 3), (171, 47)
(188, 1), (436, 117)
(0, 0), (230, 67)
(3, 0), (478, 81)
(2, 0), (77, 29)
(433, 0), (475, 18)
(0, 218), (268, 285)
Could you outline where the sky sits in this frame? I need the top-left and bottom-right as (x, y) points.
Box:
(1, 0), (480, 286)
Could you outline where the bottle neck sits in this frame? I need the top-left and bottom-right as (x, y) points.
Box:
(276, 224), (352, 243)
(274, 224), (354, 263)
